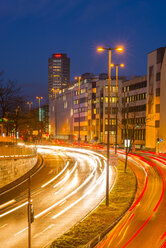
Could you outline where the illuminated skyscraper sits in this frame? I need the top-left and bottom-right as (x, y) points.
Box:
(48, 53), (70, 96)
(48, 53), (70, 136)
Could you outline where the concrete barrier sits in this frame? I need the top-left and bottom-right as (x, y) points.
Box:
(0, 146), (38, 188)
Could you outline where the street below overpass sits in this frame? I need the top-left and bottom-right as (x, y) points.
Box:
(97, 151), (166, 248)
(0, 146), (116, 248)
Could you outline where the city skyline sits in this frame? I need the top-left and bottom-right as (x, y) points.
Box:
(0, 0), (166, 98)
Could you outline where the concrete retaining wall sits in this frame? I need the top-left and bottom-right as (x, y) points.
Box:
(0, 156), (38, 188)
(0, 146), (38, 188)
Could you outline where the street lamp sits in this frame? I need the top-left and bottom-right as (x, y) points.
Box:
(75, 76), (81, 143)
(97, 46), (124, 206)
(36, 96), (43, 109)
(27, 102), (33, 112)
(36, 96), (43, 140)
(111, 63), (124, 154)
(51, 88), (59, 138)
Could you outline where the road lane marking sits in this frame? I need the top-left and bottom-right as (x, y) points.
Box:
(54, 187), (63, 195)
(33, 224), (55, 239)
(58, 200), (66, 206)
(14, 227), (28, 236)
(41, 161), (70, 188)
(0, 223), (8, 229)
(0, 199), (16, 210)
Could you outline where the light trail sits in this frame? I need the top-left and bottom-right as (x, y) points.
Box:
(35, 159), (98, 219)
(54, 187), (63, 195)
(52, 167), (106, 220)
(122, 154), (165, 248)
(0, 201), (28, 218)
(98, 152), (165, 248)
(14, 227), (28, 236)
(41, 161), (70, 188)
(0, 199), (16, 210)
(53, 161), (77, 188)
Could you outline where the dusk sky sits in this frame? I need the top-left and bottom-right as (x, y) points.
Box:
(0, 0), (166, 100)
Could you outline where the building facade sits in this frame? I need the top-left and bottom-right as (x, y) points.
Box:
(146, 47), (166, 150)
(56, 86), (74, 140)
(73, 73), (125, 144)
(48, 53), (70, 136)
(121, 76), (147, 147)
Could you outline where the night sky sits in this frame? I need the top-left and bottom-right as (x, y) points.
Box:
(0, 0), (166, 101)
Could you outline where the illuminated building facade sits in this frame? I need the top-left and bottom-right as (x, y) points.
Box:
(121, 76), (147, 147)
(73, 73), (96, 141)
(96, 76), (125, 144)
(48, 53), (70, 136)
(73, 73), (125, 143)
(56, 86), (74, 140)
(146, 47), (166, 152)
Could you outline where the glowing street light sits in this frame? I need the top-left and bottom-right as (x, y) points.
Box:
(27, 102), (33, 112)
(75, 76), (81, 143)
(36, 96), (43, 109)
(97, 45), (124, 206)
(111, 63), (125, 154)
(51, 88), (59, 138)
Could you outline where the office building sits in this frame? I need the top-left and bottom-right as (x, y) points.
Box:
(121, 76), (147, 147)
(146, 47), (166, 152)
(48, 53), (70, 136)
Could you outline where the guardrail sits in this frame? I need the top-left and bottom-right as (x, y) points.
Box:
(0, 146), (37, 158)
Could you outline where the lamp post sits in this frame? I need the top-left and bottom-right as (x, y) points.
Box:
(97, 46), (123, 206)
(111, 64), (124, 154)
(27, 102), (33, 112)
(51, 88), (59, 138)
(36, 96), (43, 110)
(75, 76), (81, 143)
(36, 96), (43, 140)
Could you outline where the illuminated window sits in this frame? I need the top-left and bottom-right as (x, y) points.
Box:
(92, 88), (96, 93)
(112, 97), (116, 103)
(105, 97), (108, 103)
(64, 102), (67, 109)
(112, 119), (116, 125)
(93, 109), (96, 114)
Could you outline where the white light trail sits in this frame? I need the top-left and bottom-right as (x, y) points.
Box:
(53, 161), (77, 188)
(14, 227), (28, 236)
(52, 168), (105, 220)
(35, 160), (97, 219)
(54, 188), (63, 195)
(0, 199), (16, 210)
(0, 201), (28, 219)
(41, 161), (70, 188)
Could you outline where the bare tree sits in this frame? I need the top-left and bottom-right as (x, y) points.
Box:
(0, 71), (25, 135)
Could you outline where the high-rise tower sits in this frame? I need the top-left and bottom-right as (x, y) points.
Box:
(48, 53), (70, 96)
(48, 53), (70, 136)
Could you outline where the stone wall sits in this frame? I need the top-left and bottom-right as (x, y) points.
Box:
(0, 156), (38, 188)
(0, 146), (38, 188)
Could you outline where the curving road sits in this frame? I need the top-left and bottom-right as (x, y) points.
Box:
(0, 145), (116, 248)
(97, 151), (166, 248)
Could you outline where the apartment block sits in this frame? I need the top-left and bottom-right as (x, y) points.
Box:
(121, 76), (147, 146)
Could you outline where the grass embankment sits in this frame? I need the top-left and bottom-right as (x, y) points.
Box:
(49, 160), (137, 248)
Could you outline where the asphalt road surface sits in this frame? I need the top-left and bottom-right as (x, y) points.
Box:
(97, 151), (166, 248)
(0, 145), (116, 248)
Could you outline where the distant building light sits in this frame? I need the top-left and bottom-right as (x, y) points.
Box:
(54, 54), (62, 58)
